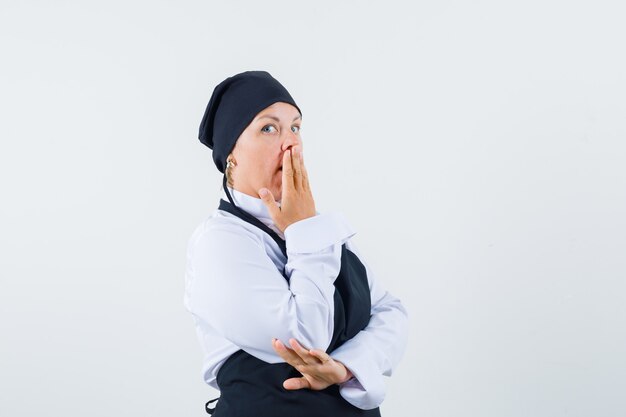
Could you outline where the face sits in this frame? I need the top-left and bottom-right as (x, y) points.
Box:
(228, 101), (303, 202)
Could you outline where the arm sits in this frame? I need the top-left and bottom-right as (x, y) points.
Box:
(329, 238), (410, 410)
(184, 211), (356, 363)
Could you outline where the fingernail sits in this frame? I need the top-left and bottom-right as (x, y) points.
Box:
(259, 189), (268, 197)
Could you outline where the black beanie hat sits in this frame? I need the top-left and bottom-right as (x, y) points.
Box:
(198, 70), (302, 174)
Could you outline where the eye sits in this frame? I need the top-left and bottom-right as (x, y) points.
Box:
(261, 124), (277, 133)
(292, 125), (301, 133)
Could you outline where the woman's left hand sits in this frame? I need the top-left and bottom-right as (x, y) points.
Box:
(271, 337), (354, 391)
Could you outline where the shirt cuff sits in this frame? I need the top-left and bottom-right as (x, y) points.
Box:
(331, 344), (386, 410)
(284, 211), (356, 254)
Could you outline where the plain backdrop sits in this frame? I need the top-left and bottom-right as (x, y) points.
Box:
(1, 1), (625, 416)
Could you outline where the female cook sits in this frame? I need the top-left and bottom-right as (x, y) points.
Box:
(184, 70), (409, 416)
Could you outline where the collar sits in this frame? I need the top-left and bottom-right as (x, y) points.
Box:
(220, 186), (282, 222)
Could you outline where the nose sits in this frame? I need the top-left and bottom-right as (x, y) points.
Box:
(280, 129), (301, 153)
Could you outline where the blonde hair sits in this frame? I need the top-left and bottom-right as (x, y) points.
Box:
(225, 153), (235, 188)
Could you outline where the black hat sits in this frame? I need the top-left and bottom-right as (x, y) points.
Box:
(198, 70), (302, 174)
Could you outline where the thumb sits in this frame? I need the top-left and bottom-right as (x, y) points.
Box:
(258, 188), (280, 218)
(283, 377), (310, 390)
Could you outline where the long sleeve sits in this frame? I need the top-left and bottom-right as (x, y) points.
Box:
(329, 238), (410, 410)
(184, 211), (356, 363)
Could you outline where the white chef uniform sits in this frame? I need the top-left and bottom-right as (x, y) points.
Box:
(183, 186), (409, 410)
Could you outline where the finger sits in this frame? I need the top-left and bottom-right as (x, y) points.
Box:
(283, 376), (310, 390)
(272, 338), (304, 366)
(288, 338), (319, 365)
(291, 146), (303, 191)
(309, 349), (333, 364)
(299, 147), (310, 193)
(282, 148), (294, 192)
(258, 188), (280, 219)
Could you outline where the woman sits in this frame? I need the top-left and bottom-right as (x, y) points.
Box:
(184, 70), (409, 416)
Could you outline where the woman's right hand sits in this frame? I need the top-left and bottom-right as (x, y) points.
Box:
(258, 145), (316, 233)
(272, 337), (354, 391)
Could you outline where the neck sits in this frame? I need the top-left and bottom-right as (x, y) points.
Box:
(229, 184), (281, 204)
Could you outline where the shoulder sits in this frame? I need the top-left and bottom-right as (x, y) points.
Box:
(185, 210), (281, 286)
(187, 210), (264, 256)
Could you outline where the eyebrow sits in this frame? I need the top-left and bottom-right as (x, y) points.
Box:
(257, 114), (302, 122)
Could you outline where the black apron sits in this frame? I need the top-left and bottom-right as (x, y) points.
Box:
(204, 198), (381, 417)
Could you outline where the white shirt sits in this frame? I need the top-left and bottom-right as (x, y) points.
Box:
(183, 186), (409, 410)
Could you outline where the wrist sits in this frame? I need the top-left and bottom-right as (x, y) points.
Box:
(343, 368), (354, 383)
(337, 363), (354, 384)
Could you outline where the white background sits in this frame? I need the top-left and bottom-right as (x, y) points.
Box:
(1, 1), (625, 416)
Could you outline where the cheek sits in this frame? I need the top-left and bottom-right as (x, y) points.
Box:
(245, 147), (281, 178)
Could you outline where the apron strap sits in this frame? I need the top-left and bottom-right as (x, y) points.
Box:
(217, 199), (287, 257)
(205, 396), (219, 414)
(219, 174), (289, 280)
(220, 174), (287, 256)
